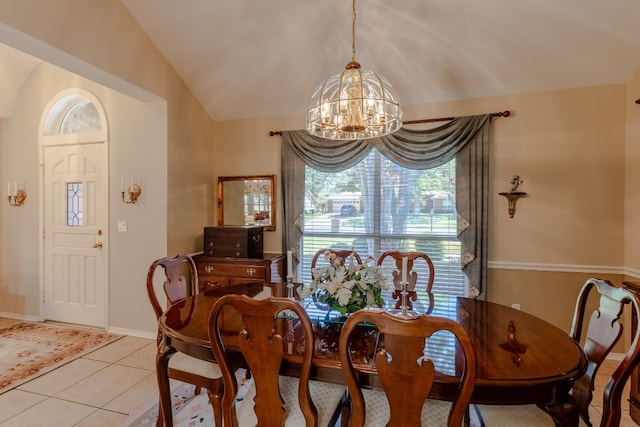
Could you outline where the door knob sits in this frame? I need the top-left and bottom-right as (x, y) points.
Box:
(92, 242), (103, 249)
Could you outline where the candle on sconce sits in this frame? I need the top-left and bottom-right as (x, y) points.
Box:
(7, 182), (10, 197)
(287, 250), (293, 277)
(401, 256), (408, 286)
(120, 176), (124, 192)
(14, 182), (17, 197)
(130, 176), (133, 192)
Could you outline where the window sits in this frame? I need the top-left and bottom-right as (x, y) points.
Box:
(42, 94), (103, 136)
(301, 148), (466, 296)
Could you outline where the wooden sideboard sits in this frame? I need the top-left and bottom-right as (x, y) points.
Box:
(193, 253), (285, 292)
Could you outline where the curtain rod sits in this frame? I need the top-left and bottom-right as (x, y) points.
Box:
(268, 110), (511, 136)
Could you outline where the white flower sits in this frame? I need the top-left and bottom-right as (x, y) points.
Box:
(299, 251), (389, 313)
(335, 287), (352, 306)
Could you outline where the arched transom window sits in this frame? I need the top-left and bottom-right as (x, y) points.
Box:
(42, 94), (102, 136)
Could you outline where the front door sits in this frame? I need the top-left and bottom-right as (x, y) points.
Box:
(43, 143), (107, 327)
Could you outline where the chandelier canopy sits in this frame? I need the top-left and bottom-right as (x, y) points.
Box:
(305, 0), (402, 140)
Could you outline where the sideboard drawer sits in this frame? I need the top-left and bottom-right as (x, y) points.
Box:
(198, 276), (229, 290)
(197, 263), (267, 279)
(194, 253), (285, 293)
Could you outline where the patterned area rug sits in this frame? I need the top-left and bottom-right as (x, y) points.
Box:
(122, 369), (484, 426)
(0, 321), (121, 393)
(121, 369), (252, 427)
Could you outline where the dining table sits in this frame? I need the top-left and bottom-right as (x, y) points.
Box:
(156, 282), (587, 427)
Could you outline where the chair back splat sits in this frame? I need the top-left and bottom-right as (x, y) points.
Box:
(209, 294), (346, 427)
(339, 309), (476, 427)
(147, 254), (223, 427)
(147, 254), (199, 325)
(377, 251), (435, 311)
(311, 249), (363, 273)
(570, 278), (640, 427)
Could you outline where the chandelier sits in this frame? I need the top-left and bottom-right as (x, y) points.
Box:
(305, 0), (402, 140)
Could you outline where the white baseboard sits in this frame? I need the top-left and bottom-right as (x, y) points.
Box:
(0, 312), (41, 322)
(107, 326), (156, 340)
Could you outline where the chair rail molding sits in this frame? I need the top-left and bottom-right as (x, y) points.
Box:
(488, 261), (627, 275)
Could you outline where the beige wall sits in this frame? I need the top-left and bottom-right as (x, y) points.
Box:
(0, 0), (216, 335)
(212, 116), (302, 253)
(625, 71), (640, 275)
(1, 62), (168, 334)
(212, 83), (636, 335)
(0, 0), (216, 257)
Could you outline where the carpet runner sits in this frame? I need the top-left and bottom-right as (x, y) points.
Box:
(0, 321), (121, 393)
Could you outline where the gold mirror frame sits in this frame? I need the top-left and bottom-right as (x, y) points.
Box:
(217, 175), (276, 231)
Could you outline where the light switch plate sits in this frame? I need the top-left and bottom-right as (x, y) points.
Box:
(117, 220), (127, 232)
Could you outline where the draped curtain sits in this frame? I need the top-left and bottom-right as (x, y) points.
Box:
(281, 114), (493, 297)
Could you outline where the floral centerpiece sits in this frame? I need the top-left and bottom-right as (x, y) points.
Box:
(298, 251), (391, 315)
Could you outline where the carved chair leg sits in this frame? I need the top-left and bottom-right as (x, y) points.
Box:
(194, 385), (202, 395)
(155, 398), (164, 427)
(207, 384), (223, 427)
(340, 390), (351, 427)
(156, 347), (175, 427)
(464, 405), (470, 427)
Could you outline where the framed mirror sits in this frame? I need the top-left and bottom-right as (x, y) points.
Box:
(217, 175), (276, 231)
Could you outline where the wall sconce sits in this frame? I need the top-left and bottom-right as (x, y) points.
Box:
(499, 175), (527, 218)
(7, 182), (26, 207)
(121, 176), (142, 204)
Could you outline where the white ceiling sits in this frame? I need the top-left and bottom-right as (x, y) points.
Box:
(2, 1), (640, 122)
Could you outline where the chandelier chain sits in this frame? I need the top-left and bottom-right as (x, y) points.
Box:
(352, 0), (357, 63)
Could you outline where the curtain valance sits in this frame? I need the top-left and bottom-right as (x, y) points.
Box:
(282, 114), (490, 171)
(281, 114), (493, 297)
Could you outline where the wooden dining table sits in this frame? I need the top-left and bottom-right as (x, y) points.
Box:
(156, 282), (587, 427)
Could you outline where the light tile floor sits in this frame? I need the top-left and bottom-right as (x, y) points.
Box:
(0, 317), (638, 426)
(0, 318), (158, 427)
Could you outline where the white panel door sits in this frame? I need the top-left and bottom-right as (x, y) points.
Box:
(44, 143), (106, 327)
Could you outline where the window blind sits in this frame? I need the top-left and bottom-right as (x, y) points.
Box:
(300, 148), (466, 296)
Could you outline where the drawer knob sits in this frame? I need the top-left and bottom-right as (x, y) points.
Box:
(204, 280), (221, 289)
(246, 268), (257, 276)
(204, 265), (214, 274)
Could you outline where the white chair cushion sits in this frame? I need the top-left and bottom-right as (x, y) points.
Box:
(169, 352), (222, 379)
(359, 387), (453, 426)
(237, 375), (345, 426)
(476, 404), (554, 426)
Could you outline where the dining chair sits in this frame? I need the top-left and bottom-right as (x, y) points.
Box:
(147, 254), (223, 427)
(311, 248), (363, 273)
(338, 309), (477, 427)
(376, 251), (435, 311)
(567, 278), (640, 426)
(208, 294), (347, 427)
(478, 278), (640, 427)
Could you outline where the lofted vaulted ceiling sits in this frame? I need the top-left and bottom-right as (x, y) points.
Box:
(120, 0), (640, 122)
(2, 1), (640, 122)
